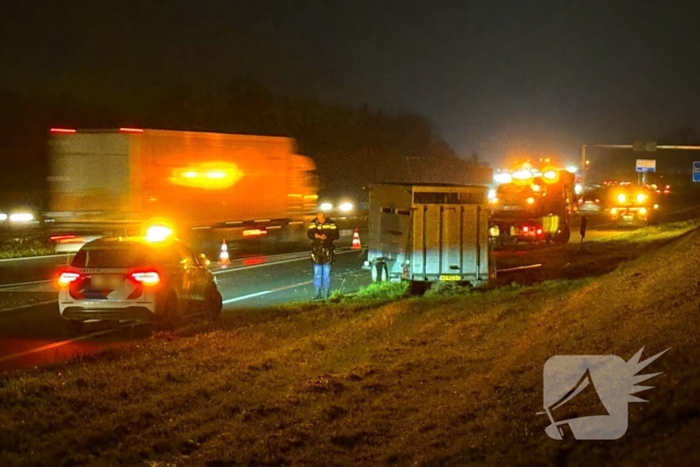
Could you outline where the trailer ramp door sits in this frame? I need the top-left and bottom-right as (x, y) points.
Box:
(412, 196), (482, 282)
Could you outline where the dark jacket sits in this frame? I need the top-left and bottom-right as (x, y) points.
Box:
(307, 217), (339, 264)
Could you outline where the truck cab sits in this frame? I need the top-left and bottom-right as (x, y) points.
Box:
(606, 184), (659, 227)
(489, 167), (576, 246)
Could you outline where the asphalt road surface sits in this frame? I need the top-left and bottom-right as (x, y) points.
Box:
(0, 246), (370, 373)
(0, 223), (367, 372)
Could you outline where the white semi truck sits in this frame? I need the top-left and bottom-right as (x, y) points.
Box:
(46, 128), (319, 255)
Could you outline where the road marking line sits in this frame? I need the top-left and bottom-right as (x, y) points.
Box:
(0, 300), (58, 313)
(0, 279), (53, 290)
(0, 249), (363, 306)
(223, 280), (313, 304)
(0, 328), (117, 363)
(213, 249), (362, 275)
(497, 263), (543, 273)
(213, 256), (307, 275)
(0, 248), (359, 288)
(0, 254), (71, 263)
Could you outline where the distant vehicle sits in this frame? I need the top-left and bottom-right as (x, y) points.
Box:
(46, 128), (319, 254)
(577, 189), (604, 213)
(489, 164), (576, 245)
(362, 183), (494, 287)
(607, 185), (659, 228)
(648, 184), (671, 195)
(56, 227), (222, 332)
(0, 204), (41, 237)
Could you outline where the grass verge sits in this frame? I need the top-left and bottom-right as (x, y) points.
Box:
(0, 237), (55, 260)
(1, 223), (700, 466)
(0, 292), (57, 311)
(493, 219), (700, 287)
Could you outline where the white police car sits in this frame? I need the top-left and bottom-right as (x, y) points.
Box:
(57, 228), (222, 331)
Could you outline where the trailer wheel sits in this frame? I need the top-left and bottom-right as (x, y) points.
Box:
(371, 262), (389, 282)
(409, 280), (428, 296)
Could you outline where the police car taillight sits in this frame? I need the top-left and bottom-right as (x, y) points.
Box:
(58, 272), (81, 286)
(130, 271), (160, 285)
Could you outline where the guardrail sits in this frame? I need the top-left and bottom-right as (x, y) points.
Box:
(0, 226), (49, 242)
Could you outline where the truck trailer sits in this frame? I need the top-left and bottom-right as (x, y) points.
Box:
(46, 128), (319, 254)
(362, 183), (495, 287)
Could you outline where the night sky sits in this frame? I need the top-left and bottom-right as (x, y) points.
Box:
(2, 0), (700, 166)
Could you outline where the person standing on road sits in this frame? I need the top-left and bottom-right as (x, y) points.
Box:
(307, 211), (339, 300)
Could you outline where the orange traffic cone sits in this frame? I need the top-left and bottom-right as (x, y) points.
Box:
(351, 228), (361, 249)
(218, 238), (230, 265)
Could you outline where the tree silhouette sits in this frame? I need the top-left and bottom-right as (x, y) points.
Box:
(0, 78), (470, 205)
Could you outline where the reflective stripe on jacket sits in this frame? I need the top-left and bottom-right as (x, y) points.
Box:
(307, 219), (339, 245)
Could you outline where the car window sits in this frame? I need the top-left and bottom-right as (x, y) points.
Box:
(497, 184), (538, 203)
(152, 247), (182, 268)
(176, 244), (197, 265)
(71, 246), (155, 268)
(498, 184), (531, 194)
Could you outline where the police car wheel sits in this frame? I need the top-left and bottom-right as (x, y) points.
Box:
(155, 291), (179, 327)
(205, 286), (223, 320)
(68, 320), (84, 333)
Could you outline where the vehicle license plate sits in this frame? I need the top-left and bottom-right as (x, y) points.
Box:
(439, 275), (461, 281)
(91, 274), (123, 289)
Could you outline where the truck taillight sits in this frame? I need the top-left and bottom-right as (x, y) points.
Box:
(119, 127), (144, 133)
(243, 229), (267, 237)
(50, 235), (76, 242)
(50, 128), (76, 134)
(522, 226), (529, 233)
(536, 228), (543, 235)
(130, 271), (160, 285)
(58, 272), (81, 286)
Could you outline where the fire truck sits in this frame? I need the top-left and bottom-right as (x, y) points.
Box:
(489, 163), (576, 246)
(605, 183), (659, 227)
